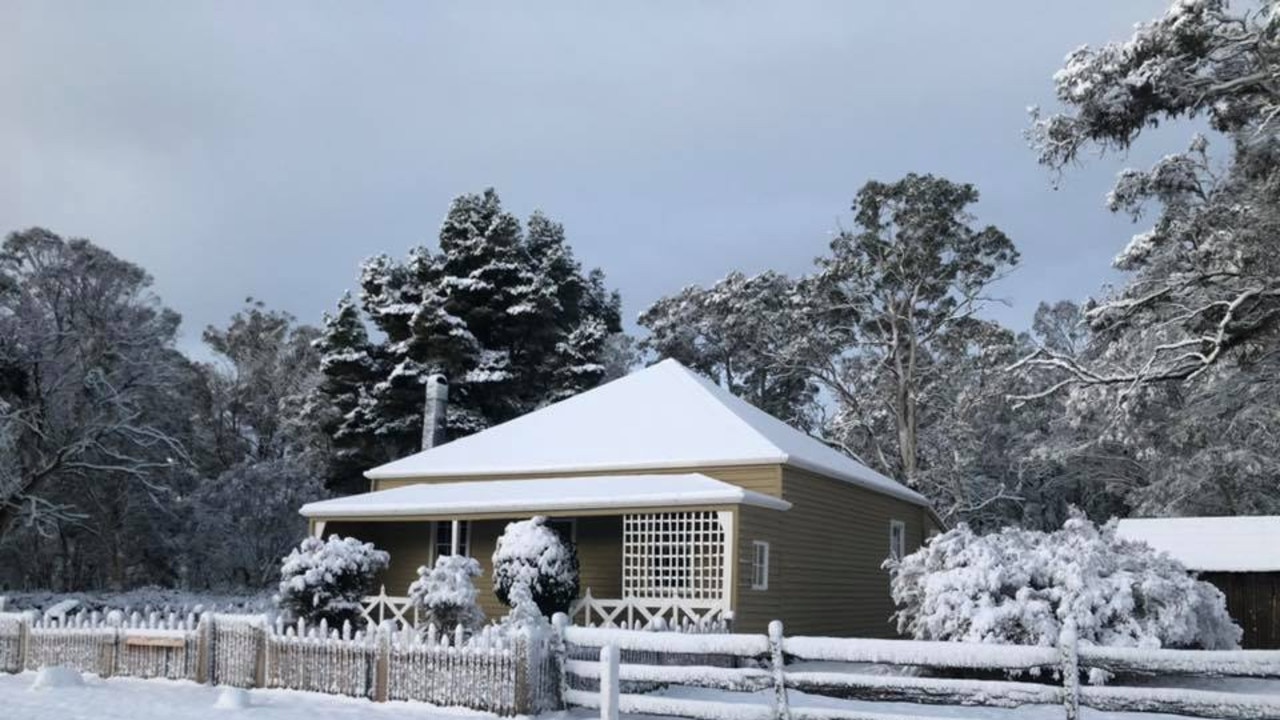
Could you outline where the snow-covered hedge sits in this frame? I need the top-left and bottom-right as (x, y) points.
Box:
(407, 555), (485, 631)
(886, 512), (1241, 650)
(276, 535), (389, 627)
(492, 516), (579, 616)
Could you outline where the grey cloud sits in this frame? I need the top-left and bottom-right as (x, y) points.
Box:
(3, 1), (1179, 357)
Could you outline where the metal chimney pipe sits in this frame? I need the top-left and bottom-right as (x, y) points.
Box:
(422, 374), (448, 450)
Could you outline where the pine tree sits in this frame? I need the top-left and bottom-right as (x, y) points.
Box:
(548, 316), (611, 402)
(310, 292), (384, 492)
(312, 189), (625, 467)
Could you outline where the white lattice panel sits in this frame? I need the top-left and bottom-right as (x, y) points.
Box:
(622, 511), (727, 602)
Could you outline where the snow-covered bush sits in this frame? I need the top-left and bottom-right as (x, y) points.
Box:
(887, 511), (1240, 650)
(275, 535), (389, 627)
(492, 516), (579, 617)
(496, 578), (554, 645)
(407, 555), (485, 631)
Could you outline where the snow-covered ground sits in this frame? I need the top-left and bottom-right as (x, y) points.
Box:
(642, 685), (1183, 720)
(4, 669), (1278, 720)
(0, 671), (498, 720)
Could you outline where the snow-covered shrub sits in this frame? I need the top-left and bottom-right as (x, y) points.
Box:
(496, 578), (554, 644)
(275, 535), (389, 627)
(887, 511), (1240, 650)
(492, 516), (579, 617)
(407, 555), (485, 632)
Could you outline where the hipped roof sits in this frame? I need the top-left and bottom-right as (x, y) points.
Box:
(366, 359), (928, 507)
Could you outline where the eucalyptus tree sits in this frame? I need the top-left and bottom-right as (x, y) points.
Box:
(795, 174), (1019, 489)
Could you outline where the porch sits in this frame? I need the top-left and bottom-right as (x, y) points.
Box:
(298, 474), (791, 629)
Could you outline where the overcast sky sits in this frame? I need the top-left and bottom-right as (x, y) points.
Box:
(5, 1), (1183, 358)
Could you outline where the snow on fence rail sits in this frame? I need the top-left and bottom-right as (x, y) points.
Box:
(562, 618), (1280, 720)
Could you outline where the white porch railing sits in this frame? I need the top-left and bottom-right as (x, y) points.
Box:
(567, 589), (732, 630)
(360, 587), (418, 628)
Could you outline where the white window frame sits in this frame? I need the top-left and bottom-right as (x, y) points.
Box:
(434, 520), (471, 560)
(889, 520), (906, 561)
(750, 540), (770, 591)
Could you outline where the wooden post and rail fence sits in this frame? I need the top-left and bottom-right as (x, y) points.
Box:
(559, 617), (1280, 720)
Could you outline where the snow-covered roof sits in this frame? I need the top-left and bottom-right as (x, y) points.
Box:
(300, 474), (792, 519)
(1116, 516), (1280, 572)
(366, 359), (928, 506)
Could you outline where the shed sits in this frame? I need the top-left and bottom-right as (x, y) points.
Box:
(1117, 516), (1280, 649)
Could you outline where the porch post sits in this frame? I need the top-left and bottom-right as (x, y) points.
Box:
(717, 510), (736, 613)
(311, 520), (327, 539)
(450, 519), (460, 556)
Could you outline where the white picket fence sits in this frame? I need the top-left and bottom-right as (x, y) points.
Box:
(0, 610), (202, 680)
(263, 618), (558, 714)
(0, 610), (558, 716)
(562, 620), (1280, 720)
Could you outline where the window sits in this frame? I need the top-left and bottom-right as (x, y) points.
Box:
(750, 541), (770, 591)
(889, 520), (906, 561)
(547, 518), (577, 544)
(434, 520), (470, 559)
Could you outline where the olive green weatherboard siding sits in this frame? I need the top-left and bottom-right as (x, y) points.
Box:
(759, 466), (926, 637)
(733, 504), (783, 634)
(370, 464), (783, 497)
(322, 520), (433, 599)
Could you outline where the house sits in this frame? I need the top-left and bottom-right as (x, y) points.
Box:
(1117, 516), (1280, 649)
(300, 359), (942, 636)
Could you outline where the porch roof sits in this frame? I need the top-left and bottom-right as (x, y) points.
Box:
(299, 473), (792, 519)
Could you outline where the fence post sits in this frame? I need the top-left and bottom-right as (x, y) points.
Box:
(768, 620), (791, 720)
(17, 614), (30, 672)
(195, 614), (212, 685)
(514, 631), (532, 714)
(254, 625), (267, 689)
(103, 626), (118, 679)
(552, 613), (570, 710)
(599, 644), (619, 720)
(1059, 617), (1080, 720)
(373, 627), (391, 702)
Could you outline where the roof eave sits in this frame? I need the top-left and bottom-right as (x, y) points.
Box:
(778, 455), (932, 508)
